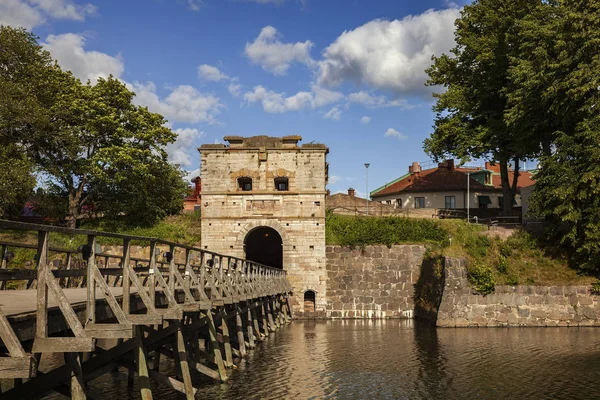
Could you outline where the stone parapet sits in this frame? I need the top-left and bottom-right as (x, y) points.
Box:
(437, 257), (600, 327)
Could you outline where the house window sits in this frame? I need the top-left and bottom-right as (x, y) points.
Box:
(485, 172), (492, 185)
(414, 197), (425, 208)
(237, 177), (252, 191)
(386, 200), (392, 205)
(274, 177), (289, 191)
(478, 195), (491, 209)
(396, 199), (402, 208)
(445, 196), (456, 209)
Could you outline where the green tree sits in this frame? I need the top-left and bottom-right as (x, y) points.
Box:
(37, 76), (186, 227)
(0, 26), (187, 226)
(424, 0), (539, 214)
(509, 1), (600, 271)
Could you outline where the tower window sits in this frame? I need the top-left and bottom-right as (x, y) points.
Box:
(274, 177), (289, 191)
(238, 177), (252, 191)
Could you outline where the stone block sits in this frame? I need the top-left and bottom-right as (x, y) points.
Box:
(578, 296), (593, 306)
(583, 306), (598, 320)
(530, 309), (547, 319)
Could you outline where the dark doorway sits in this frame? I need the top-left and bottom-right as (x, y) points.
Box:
(244, 227), (283, 269)
(304, 290), (316, 313)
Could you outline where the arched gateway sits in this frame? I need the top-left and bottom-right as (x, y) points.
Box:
(199, 135), (328, 316)
(245, 227), (283, 269)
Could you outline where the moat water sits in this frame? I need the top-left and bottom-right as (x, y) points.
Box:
(46, 320), (600, 399)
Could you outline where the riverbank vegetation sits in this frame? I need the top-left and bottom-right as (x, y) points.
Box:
(325, 214), (593, 287)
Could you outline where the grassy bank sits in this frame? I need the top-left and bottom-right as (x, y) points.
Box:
(324, 214), (592, 287)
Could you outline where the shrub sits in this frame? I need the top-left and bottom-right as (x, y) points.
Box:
(325, 213), (450, 249)
(467, 263), (495, 294)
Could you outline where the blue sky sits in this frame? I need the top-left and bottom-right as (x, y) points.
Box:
(1, 0), (472, 196)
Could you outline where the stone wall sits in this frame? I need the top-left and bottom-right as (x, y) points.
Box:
(437, 257), (600, 327)
(314, 245), (425, 319)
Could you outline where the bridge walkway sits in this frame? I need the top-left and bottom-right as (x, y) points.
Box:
(0, 220), (293, 399)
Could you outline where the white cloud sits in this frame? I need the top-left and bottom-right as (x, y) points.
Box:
(360, 116), (371, 124)
(43, 33), (124, 82)
(188, 0), (202, 11)
(228, 81), (242, 97)
(243, 84), (342, 113)
(385, 128), (407, 140)
(328, 175), (341, 185)
(167, 128), (205, 167)
(348, 91), (412, 109)
(198, 64), (229, 81)
(318, 8), (460, 95)
(183, 168), (200, 182)
(28, 0), (96, 20)
(131, 82), (223, 124)
(0, 0), (95, 29)
(323, 106), (342, 121)
(245, 26), (314, 75)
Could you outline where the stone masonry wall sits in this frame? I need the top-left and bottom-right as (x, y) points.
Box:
(320, 245), (425, 319)
(437, 257), (600, 327)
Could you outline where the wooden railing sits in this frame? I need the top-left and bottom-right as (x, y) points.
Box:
(0, 219), (292, 398)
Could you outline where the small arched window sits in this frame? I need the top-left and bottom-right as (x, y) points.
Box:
(274, 177), (289, 191)
(304, 290), (316, 313)
(238, 177), (252, 191)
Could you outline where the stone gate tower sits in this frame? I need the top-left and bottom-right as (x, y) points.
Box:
(199, 135), (328, 313)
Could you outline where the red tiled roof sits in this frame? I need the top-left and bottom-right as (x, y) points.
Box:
(372, 166), (535, 198)
(372, 167), (490, 197)
(491, 171), (535, 190)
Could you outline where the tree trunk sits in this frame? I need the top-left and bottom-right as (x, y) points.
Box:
(498, 156), (514, 215)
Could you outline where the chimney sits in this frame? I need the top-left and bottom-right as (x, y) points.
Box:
(348, 188), (355, 197)
(192, 177), (201, 197)
(411, 162), (421, 175)
(446, 159), (454, 170)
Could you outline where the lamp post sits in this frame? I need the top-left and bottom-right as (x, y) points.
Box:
(364, 163), (370, 216)
(467, 172), (470, 223)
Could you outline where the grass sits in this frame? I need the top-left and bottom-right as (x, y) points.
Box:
(435, 219), (593, 286)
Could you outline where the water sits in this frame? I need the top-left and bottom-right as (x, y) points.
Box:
(50, 320), (600, 399)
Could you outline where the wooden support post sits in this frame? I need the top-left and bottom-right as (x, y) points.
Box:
(135, 326), (153, 400)
(260, 302), (270, 337)
(206, 312), (228, 382)
(235, 305), (247, 357)
(148, 242), (157, 306)
(266, 298), (277, 332)
(36, 231), (49, 340)
(220, 308), (233, 368)
(251, 305), (263, 341)
(175, 322), (195, 400)
(64, 353), (86, 400)
(122, 239), (131, 317)
(152, 324), (162, 372)
(86, 235), (97, 326)
(246, 307), (255, 349)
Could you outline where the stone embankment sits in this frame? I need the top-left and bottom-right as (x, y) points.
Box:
(437, 257), (600, 327)
(323, 245), (425, 319)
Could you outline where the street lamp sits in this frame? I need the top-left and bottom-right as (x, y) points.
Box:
(364, 163), (370, 216)
(467, 172), (470, 223)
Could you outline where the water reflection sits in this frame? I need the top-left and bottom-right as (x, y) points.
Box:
(36, 321), (600, 399)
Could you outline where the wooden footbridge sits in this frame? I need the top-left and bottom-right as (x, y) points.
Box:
(0, 220), (293, 399)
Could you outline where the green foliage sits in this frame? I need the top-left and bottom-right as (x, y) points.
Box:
(497, 255), (509, 275)
(325, 214), (450, 249)
(591, 281), (600, 296)
(0, 145), (35, 216)
(425, 0), (539, 213)
(467, 263), (496, 295)
(0, 25), (187, 227)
